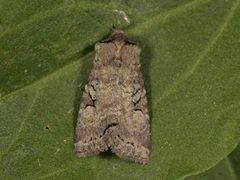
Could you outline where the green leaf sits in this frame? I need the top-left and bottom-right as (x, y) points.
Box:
(185, 142), (240, 180)
(1, 0), (240, 179)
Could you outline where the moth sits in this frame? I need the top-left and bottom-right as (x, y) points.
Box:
(73, 31), (151, 163)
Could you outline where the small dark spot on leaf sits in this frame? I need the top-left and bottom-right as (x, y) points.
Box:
(45, 125), (50, 130)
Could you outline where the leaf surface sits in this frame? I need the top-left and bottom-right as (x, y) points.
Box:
(1, 0), (240, 179)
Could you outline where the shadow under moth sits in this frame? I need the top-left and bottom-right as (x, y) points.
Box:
(73, 31), (151, 164)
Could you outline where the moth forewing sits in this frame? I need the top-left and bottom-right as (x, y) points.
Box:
(73, 31), (151, 163)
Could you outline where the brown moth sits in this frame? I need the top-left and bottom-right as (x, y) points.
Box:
(73, 31), (151, 163)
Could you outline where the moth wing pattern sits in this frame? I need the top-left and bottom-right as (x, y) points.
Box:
(108, 42), (151, 163)
(73, 63), (108, 157)
(73, 31), (151, 163)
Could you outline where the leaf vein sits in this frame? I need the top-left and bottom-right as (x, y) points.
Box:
(153, 0), (240, 107)
(0, 87), (41, 162)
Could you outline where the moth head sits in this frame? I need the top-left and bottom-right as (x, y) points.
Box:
(100, 31), (136, 50)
